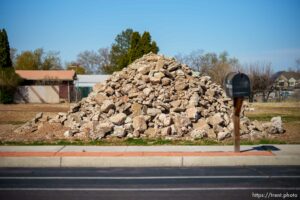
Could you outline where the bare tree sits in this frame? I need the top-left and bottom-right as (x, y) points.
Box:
(199, 51), (240, 86)
(244, 62), (274, 102)
(174, 53), (185, 64)
(41, 51), (62, 70)
(97, 48), (111, 73)
(295, 58), (300, 72)
(175, 50), (203, 71)
(76, 48), (112, 74)
(77, 50), (101, 74)
(10, 48), (17, 67)
(175, 50), (241, 86)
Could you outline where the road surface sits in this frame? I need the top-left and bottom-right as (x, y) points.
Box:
(0, 166), (299, 200)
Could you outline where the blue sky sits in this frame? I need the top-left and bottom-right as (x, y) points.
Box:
(1, 0), (300, 71)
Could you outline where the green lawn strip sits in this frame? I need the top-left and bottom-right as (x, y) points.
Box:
(247, 114), (300, 123)
(0, 138), (289, 146)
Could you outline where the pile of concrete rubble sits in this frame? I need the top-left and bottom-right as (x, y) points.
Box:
(15, 53), (284, 141)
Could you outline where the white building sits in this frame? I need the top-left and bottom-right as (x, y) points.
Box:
(75, 75), (110, 99)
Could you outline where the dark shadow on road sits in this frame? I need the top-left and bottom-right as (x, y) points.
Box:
(241, 145), (281, 152)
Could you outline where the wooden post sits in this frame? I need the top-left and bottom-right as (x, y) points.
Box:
(233, 97), (243, 152)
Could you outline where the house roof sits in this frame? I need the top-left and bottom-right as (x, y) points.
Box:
(15, 70), (76, 81)
(282, 71), (300, 79)
(273, 71), (300, 81)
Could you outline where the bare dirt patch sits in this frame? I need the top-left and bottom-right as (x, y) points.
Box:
(245, 102), (300, 144)
(273, 121), (300, 143)
(0, 104), (71, 142)
(0, 103), (71, 124)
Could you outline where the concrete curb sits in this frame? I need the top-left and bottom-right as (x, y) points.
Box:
(0, 157), (61, 167)
(1, 145), (299, 167)
(1, 155), (300, 167)
(0, 151), (273, 157)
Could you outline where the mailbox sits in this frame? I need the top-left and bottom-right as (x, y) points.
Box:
(224, 72), (251, 98)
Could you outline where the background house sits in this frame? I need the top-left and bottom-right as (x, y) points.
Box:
(271, 71), (300, 100)
(273, 71), (300, 90)
(15, 70), (77, 103)
(75, 75), (110, 99)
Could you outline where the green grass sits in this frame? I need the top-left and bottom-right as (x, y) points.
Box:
(120, 138), (221, 146)
(240, 139), (286, 145)
(0, 138), (289, 146)
(248, 114), (300, 123)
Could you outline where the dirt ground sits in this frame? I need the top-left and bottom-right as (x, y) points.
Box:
(0, 103), (71, 143)
(245, 101), (300, 144)
(0, 102), (299, 144)
(0, 103), (71, 123)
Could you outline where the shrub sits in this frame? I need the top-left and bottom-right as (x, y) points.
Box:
(0, 68), (20, 103)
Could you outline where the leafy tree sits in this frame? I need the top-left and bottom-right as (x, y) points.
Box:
(77, 29), (159, 74)
(15, 48), (62, 70)
(127, 31), (159, 66)
(0, 29), (20, 103)
(0, 68), (20, 103)
(0, 29), (12, 68)
(110, 28), (133, 71)
(139, 32), (152, 54)
(150, 41), (159, 54)
(139, 32), (159, 54)
(67, 62), (86, 74)
(128, 32), (141, 63)
(15, 51), (39, 70)
(108, 28), (159, 73)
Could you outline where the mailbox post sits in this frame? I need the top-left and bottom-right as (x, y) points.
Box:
(233, 97), (243, 152)
(224, 72), (251, 152)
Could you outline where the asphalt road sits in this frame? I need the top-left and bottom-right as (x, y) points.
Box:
(0, 166), (299, 200)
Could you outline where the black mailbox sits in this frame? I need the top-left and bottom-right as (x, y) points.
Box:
(224, 72), (251, 98)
